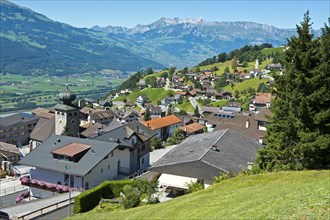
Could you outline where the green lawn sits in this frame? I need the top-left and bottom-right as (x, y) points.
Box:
(114, 88), (175, 105)
(209, 100), (228, 107)
(224, 77), (269, 93)
(69, 170), (330, 220)
(176, 98), (194, 113)
(261, 47), (284, 56)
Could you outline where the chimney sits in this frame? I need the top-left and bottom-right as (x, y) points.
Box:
(147, 123), (150, 128)
(117, 138), (120, 143)
(211, 145), (217, 151)
(258, 136), (264, 145)
(246, 119), (250, 128)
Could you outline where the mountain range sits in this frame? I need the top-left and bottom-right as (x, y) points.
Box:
(0, 0), (320, 75)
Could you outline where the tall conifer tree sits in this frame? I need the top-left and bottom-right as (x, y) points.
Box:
(256, 12), (330, 171)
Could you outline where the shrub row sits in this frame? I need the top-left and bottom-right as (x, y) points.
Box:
(73, 179), (134, 214)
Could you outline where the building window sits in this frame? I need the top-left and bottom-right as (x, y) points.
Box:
(101, 168), (103, 173)
(111, 151), (114, 157)
(141, 158), (145, 164)
(69, 113), (72, 117)
(108, 165), (110, 170)
(141, 145), (145, 151)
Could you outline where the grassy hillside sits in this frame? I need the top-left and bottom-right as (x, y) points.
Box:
(70, 170), (329, 220)
(114, 88), (175, 105)
(223, 77), (269, 93)
(261, 47), (284, 56)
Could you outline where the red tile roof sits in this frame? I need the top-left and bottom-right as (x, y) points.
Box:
(141, 115), (182, 130)
(254, 93), (272, 104)
(180, 123), (205, 133)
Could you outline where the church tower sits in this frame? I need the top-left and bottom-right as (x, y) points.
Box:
(55, 84), (80, 137)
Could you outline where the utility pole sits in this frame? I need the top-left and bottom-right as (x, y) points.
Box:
(65, 165), (71, 217)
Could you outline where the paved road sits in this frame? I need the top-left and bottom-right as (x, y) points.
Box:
(0, 190), (25, 209)
(189, 97), (201, 111)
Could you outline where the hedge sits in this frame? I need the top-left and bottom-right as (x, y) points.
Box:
(73, 179), (134, 214)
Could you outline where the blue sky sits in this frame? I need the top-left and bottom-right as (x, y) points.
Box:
(12, 0), (329, 29)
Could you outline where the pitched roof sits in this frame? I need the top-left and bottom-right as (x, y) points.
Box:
(51, 143), (91, 157)
(0, 112), (39, 128)
(89, 109), (116, 120)
(0, 142), (20, 154)
(151, 129), (262, 174)
(140, 115), (182, 130)
(180, 123), (205, 133)
(254, 93), (272, 104)
(29, 117), (55, 142)
(19, 135), (118, 176)
(213, 114), (266, 140)
(255, 108), (273, 122)
(92, 121), (156, 144)
(80, 123), (106, 138)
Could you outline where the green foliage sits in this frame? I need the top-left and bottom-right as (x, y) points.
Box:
(144, 107), (151, 121)
(231, 56), (238, 70)
(256, 12), (330, 171)
(193, 106), (200, 117)
(73, 180), (134, 214)
(120, 185), (141, 209)
(150, 137), (163, 151)
(177, 109), (187, 116)
(71, 171), (330, 220)
(145, 76), (157, 88)
(133, 178), (159, 204)
(185, 180), (205, 193)
(167, 128), (185, 145)
(213, 173), (229, 184)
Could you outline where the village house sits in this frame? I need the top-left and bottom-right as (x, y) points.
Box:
(141, 115), (182, 140)
(91, 121), (156, 172)
(138, 80), (147, 90)
(117, 111), (139, 124)
(254, 108), (273, 132)
(19, 135), (135, 195)
(136, 95), (149, 106)
(87, 109), (117, 126)
(149, 129), (263, 189)
(0, 112), (39, 146)
(0, 142), (21, 174)
(253, 93), (272, 110)
(179, 123), (205, 136)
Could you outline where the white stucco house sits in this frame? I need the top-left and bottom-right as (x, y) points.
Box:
(19, 135), (134, 196)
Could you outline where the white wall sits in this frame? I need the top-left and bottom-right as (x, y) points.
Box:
(169, 123), (181, 137)
(84, 147), (130, 188)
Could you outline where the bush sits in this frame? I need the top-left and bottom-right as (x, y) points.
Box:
(73, 180), (134, 214)
(185, 180), (205, 193)
(150, 137), (163, 151)
(213, 173), (230, 184)
(120, 185), (141, 209)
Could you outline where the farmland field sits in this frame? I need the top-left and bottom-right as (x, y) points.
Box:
(0, 73), (125, 114)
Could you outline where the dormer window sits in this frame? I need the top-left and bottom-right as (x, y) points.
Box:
(131, 135), (137, 145)
(52, 143), (91, 163)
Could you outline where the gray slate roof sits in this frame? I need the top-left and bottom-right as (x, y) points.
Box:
(30, 117), (55, 142)
(151, 129), (262, 174)
(19, 135), (118, 176)
(91, 121), (156, 145)
(0, 112), (39, 128)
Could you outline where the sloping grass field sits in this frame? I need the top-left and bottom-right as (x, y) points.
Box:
(70, 170), (330, 220)
(114, 88), (175, 105)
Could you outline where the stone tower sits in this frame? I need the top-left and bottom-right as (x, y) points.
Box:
(55, 84), (80, 137)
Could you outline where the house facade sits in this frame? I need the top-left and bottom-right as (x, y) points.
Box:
(19, 135), (133, 193)
(141, 115), (182, 140)
(0, 113), (39, 146)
